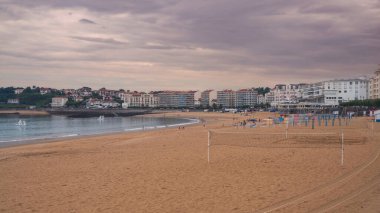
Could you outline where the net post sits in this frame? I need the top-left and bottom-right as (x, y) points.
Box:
(285, 128), (288, 139)
(208, 130), (211, 163)
(341, 132), (344, 166)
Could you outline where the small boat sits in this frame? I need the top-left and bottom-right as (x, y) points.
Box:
(97, 115), (105, 121)
(16, 120), (26, 126)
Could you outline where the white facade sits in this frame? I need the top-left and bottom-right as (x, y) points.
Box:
(235, 89), (258, 107)
(86, 98), (120, 108)
(200, 90), (212, 107)
(217, 90), (236, 108)
(51, 97), (68, 107)
(216, 89), (257, 108)
(124, 93), (159, 108)
(322, 78), (368, 103)
(7, 99), (19, 104)
(257, 94), (265, 104)
(14, 88), (24, 95)
(265, 91), (275, 104)
(270, 84), (304, 106)
(302, 78), (369, 105)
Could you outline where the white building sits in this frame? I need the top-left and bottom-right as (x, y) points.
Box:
(7, 99), (19, 104)
(216, 89), (258, 108)
(235, 89), (258, 108)
(265, 91), (275, 104)
(153, 91), (196, 108)
(269, 84), (305, 107)
(86, 98), (120, 108)
(217, 90), (236, 108)
(123, 92), (159, 108)
(369, 67), (380, 99)
(51, 97), (68, 107)
(257, 94), (265, 104)
(200, 90), (217, 107)
(200, 90), (212, 107)
(301, 78), (369, 105)
(14, 88), (24, 95)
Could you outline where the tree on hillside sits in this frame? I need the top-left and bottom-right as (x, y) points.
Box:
(255, 87), (270, 95)
(0, 87), (16, 103)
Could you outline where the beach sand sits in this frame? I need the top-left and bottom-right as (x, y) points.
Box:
(0, 110), (49, 116)
(0, 112), (379, 212)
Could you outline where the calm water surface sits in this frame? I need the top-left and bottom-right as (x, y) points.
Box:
(0, 115), (198, 144)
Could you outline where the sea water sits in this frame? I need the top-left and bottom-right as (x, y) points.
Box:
(0, 115), (198, 146)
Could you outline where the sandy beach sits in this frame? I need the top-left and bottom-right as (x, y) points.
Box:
(0, 110), (49, 116)
(0, 112), (379, 212)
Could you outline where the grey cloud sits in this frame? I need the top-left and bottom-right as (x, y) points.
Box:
(1, 0), (379, 89)
(298, 4), (354, 14)
(70, 36), (128, 45)
(79, 18), (96, 24)
(2, 0), (174, 14)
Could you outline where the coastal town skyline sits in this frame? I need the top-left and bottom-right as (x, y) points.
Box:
(1, 0), (380, 90)
(2, 68), (378, 110)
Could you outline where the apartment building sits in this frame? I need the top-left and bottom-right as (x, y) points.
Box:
(235, 89), (258, 108)
(257, 94), (265, 104)
(154, 91), (196, 108)
(217, 90), (236, 108)
(216, 89), (258, 108)
(302, 78), (369, 105)
(265, 91), (275, 104)
(124, 92), (159, 108)
(200, 90), (217, 107)
(268, 84), (305, 106)
(200, 90), (213, 107)
(369, 67), (380, 99)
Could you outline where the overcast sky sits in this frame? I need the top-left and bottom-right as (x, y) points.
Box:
(1, 0), (379, 91)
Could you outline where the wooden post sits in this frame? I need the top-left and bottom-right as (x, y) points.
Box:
(208, 131), (210, 163)
(341, 132), (344, 166)
(286, 128), (288, 139)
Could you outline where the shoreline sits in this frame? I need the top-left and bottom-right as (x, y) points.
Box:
(0, 115), (201, 149)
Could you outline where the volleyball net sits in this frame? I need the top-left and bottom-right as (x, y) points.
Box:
(207, 130), (368, 164)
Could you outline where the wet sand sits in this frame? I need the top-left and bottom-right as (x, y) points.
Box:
(0, 112), (378, 212)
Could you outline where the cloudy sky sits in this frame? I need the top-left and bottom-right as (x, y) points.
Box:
(1, 0), (380, 91)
